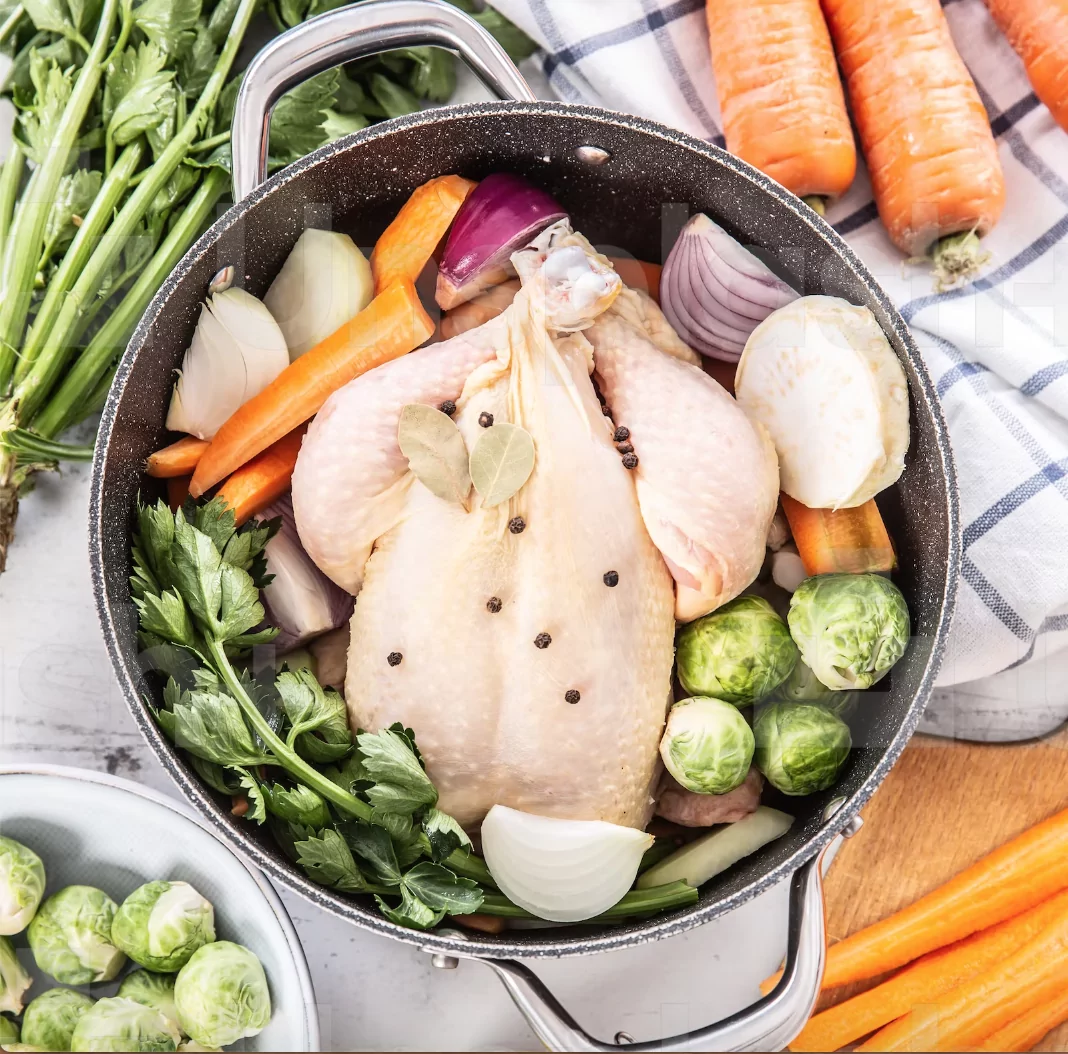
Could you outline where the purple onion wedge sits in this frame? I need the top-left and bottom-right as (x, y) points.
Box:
(435, 173), (567, 310)
(661, 214), (798, 362)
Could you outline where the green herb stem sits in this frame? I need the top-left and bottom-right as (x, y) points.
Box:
(0, 144), (24, 261)
(9, 0), (260, 420)
(477, 881), (699, 921)
(15, 140), (145, 387)
(205, 637), (375, 825)
(0, 6), (24, 47)
(0, 428), (93, 462)
(444, 848), (496, 888)
(189, 131), (231, 155)
(33, 168), (228, 438)
(0, 0), (121, 392)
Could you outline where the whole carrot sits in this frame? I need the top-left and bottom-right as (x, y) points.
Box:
(706, 0), (856, 203)
(858, 888), (1068, 1052)
(822, 0), (1005, 281)
(986, 0), (1068, 133)
(789, 895), (1068, 1052)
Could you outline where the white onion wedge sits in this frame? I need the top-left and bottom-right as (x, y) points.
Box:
(264, 229), (373, 360)
(638, 806), (794, 890)
(481, 806), (654, 923)
(735, 296), (910, 510)
(166, 288), (289, 440)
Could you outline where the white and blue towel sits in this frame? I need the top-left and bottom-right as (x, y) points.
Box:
(493, 0), (1068, 704)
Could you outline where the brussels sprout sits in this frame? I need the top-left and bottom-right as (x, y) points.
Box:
(676, 596), (799, 705)
(0, 1015), (18, 1045)
(659, 697), (755, 795)
(174, 942), (270, 1048)
(27, 886), (125, 985)
(0, 838), (45, 936)
(775, 660), (857, 718)
(754, 702), (852, 796)
(21, 988), (95, 1052)
(69, 997), (179, 1052)
(788, 574), (910, 691)
(0, 937), (31, 1015)
(112, 883), (215, 973)
(117, 972), (180, 1035)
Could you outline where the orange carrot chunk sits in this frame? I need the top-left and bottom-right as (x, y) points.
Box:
(190, 279), (434, 497)
(780, 493), (895, 576)
(706, 0), (856, 199)
(986, 0), (1068, 135)
(789, 896), (1068, 1052)
(440, 279), (520, 341)
(607, 256), (663, 303)
(975, 982), (1068, 1052)
(216, 424), (308, 525)
(370, 174), (476, 294)
(146, 435), (209, 478)
(821, 0), (1005, 259)
(857, 888), (1068, 1052)
(166, 475), (191, 513)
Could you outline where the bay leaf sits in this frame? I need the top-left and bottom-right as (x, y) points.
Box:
(397, 403), (471, 507)
(469, 422), (536, 508)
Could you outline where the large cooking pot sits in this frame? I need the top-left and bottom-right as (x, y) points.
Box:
(89, 2), (960, 1049)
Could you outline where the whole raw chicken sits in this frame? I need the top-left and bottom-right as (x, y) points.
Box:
(292, 223), (778, 829)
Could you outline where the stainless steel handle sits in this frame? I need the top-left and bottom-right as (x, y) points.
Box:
(231, 0), (536, 200)
(429, 814), (862, 1052)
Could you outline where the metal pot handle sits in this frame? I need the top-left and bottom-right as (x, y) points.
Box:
(428, 814), (861, 1052)
(231, 0), (537, 201)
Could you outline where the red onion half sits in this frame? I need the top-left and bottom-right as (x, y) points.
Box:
(661, 214), (798, 362)
(261, 495), (354, 654)
(436, 173), (567, 310)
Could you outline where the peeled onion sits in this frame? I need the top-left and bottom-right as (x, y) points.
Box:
(480, 805), (653, 923)
(661, 213), (797, 362)
(264, 229), (373, 360)
(166, 288), (289, 439)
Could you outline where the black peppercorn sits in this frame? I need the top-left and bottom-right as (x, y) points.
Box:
(508, 516), (526, 534)
(616, 442), (634, 455)
(478, 411), (494, 428)
(603, 570), (619, 587)
(438, 399), (456, 416)
(613, 426), (630, 442)
(601, 404), (612, 417)
(387, 652), (403, 666)
(565, 689), (580, 704)
(622, 452), (639, 470)
(486, 597), (502, 613)
(534, 632), (552, 649)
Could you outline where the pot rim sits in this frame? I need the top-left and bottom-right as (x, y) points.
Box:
(90, 99), (961, 959)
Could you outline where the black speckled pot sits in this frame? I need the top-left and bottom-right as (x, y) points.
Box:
(90, 102), (961, 959)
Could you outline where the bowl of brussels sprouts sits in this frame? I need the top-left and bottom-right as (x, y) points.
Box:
(0, 765), (318, 1051)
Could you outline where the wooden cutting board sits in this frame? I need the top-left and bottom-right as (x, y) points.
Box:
(821, 726), (1068, 1051)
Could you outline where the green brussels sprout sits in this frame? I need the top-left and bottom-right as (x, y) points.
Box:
(112, 883), (215, 973)
(0, 837), (45, 936)
(21, 988), (95, 1052)
(788, 574), (910, 690)
(0, 937), (31, 1015)
(0, 1014), (18, 1045)
(754, 702), (852, 796)
(69, 997), (179, 1052)
(676, 596), (799, 705)
(118, 972), (179, 1036)
(27, 886), (125, 986)
(659, 697), (755, 794)
(775, 660), (857, 718)
(174, 942), (270, 1049)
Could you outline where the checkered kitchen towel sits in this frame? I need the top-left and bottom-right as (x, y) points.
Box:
(492, 0), (1068, 693)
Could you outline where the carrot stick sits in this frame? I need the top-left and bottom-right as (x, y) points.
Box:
(705, 0), (856, 199)
(440, 279), (520, 341)
(190, 279), (433, 497)
(166, 475), (191, 513)
(975, 984), (1068, 1052)
(607, 256), (663, 303)
(780, 494), (895, 576)
(857, 888), (1068, 1052)
(789, 896), (1068, 1052)
(370, 174), (476, 294)
(216, 424), (308, 525)
(145, 435), (209, 478)
(985, 0), (1068, 135)
(821, 0), (1005, 272)
(453, 913), (506, 935)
